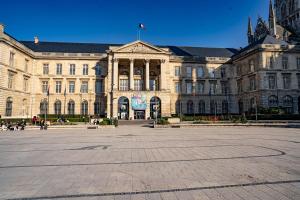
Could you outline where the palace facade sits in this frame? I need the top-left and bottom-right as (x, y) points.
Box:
(0, 1), (300, 120)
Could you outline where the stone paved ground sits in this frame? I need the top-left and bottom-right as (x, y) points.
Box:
(0, 126), (299, 200)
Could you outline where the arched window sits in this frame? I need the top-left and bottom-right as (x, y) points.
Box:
(187, 100), (194, 114)
(81, 100), (88, 115)
(198, 100), (205, 114)
(40, 99), (48, 115)
(54, 100), (62, 115)
(283, 95), (293, 114)
(68, 100), (75, 115)
(268, 96), (278, 107)
(222, 100), (228, 114)
(210, 100), (217, 114)
(5, 97), (13, 116)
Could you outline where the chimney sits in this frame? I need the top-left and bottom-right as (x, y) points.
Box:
(34, 36), (39, 44)
(0, 23), (4, 33)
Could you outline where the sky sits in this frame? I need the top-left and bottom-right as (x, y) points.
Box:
(0, 0), (270, 48)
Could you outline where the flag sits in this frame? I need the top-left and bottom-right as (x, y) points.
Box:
(138, 23), (145, 30)
(47, 86), (50, 96)
(64, 86), (66, 97)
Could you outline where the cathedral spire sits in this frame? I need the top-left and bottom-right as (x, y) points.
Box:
(247, 17), (254, 44)
(269, 0), (277, 36)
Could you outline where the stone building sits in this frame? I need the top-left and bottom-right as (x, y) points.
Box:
(0, 0), (299, 120)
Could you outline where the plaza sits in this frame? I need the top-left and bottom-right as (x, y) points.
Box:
(0, 126), (299, 199)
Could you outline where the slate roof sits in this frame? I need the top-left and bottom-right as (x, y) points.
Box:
(20, 40), (238, 58)
(239, 35), (288, 53)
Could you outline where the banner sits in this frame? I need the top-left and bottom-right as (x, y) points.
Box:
(131, 94), (147, 110)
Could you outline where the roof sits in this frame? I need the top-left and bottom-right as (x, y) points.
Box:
(20, 40), (238, 58)
(239, 34), (288, 53)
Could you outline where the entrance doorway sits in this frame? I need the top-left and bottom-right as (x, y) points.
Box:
(118, 96), (129, 120)
(150, 96), (161, 119)
(134, 110), (145, 120)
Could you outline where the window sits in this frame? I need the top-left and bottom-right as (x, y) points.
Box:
(197, 81), (205, 94)
(268, 96), (278, 107)
(297, 58), (300, 69)
(198, 100), (205, 114)
(186, 82), (193, 94)
(23, 78), (28, 92)
(56, 81), (62, 93)
(95, 65), (102, 75)
(81, 81), (88, 93)
(69, 64), (76, 75)
(8, 72), (14, 89)
(197, 67), (204, 78)
(209, 81), (217, 94)
(208, 68), (215, 78)
(268, 75), (276, 89)
(186, 67), (192, 78)
(119, 79), (129, 91)
(54, 100), (61, 115)
(186, 100), (194, 114)
(249, 77), (256, 91)
(175, 82), (181, 93)
(81, 100), (88, 115)
(222, 100), (228, 114)
(283, 95), (293, 114)
(267, 56), (274, 69)
(282, 56), (288, 69)
(237, 80), (242, 94)
(43, 64), (49, 75)
(150, 79), (158, 91)
(68, 100), (75, 115)
(9, 52), (15, 67)
(5, 97), (13, 116)
(249, 60), (255, 72)
(175, 66), (181, 77)
(175, 100), (181, 115)
(221, 82), (227, 94)
(134, 79), (143, 91)
(94, 102), (101, 115)
(83, 64), (88, 75)
(95, 80), (103, 93)
(25, 59), (29, 72)
(42, 81), (48, 93)
(221, 67), (226, 78)
(40, 100), (48, 115)
(69, 81), (75, 93)
(56, 64), (62, 75)
(282, 74), (291, 89)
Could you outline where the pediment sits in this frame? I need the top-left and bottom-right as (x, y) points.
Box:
(111, 40), (169, 54)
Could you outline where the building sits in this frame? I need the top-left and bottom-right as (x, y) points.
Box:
(0, 0), (299, 120)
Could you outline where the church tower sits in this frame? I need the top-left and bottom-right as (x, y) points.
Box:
(269, 0), (277, 36)
(247, 17), (254, 44)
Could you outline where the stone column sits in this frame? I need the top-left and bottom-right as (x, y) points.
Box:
(130, 59), (134, 90)
(160, 59), (166, 90)
(145, 59), (150, 90)
(113, 58), (119, 90)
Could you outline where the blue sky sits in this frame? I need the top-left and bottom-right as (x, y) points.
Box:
(0, 0), (269, 48)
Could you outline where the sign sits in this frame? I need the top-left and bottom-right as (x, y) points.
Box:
(131, 94), (147, 110)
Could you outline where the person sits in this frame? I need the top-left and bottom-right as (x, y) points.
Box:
(40, 120), (44, 130)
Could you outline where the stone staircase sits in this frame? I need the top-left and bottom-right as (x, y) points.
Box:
(118, 120), (153, 126)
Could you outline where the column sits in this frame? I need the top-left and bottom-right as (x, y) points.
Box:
(113, 58), (119, 90)
(160, 59), (166, 91)
(145, 59), (150, 90)
(130, 59), (134, 90)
